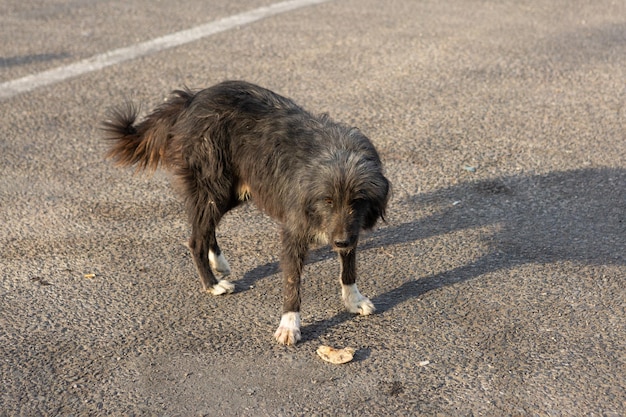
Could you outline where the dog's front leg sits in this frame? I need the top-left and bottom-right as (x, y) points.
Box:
(274, 231), (308, 345)
(339, 249), (375, 315)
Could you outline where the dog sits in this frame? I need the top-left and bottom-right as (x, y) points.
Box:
(102, 80), (390, 345)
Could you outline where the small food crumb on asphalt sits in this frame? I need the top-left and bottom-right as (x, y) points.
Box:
(316, 345), (356, 364)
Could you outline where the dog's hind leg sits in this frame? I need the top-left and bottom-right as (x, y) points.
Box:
(189, 225), (235, 295)
(208, 234), (231, 276)
(189, 223), (235, 296)
(274, 230), (308, 345)
(339, 249), (375, 315)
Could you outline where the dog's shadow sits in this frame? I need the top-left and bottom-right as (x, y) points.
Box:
(239, 167), (625, 340)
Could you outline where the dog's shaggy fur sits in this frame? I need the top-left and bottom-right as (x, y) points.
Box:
(102, 80), (390, 345)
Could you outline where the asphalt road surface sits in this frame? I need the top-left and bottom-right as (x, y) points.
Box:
(1, 0), (625, 415)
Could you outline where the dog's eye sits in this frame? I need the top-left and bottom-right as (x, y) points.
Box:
(324, 198), (333, 206)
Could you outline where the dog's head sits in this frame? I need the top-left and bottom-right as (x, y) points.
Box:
(305, 136), (390, 252)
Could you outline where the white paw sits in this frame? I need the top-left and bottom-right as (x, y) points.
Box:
(274, 312), (301, 346)
(342, 284), (376, 315)
(207, 279), (235, 295)
(209, 250), (231, 276)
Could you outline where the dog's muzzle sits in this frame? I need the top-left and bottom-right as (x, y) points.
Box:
(331, 235), (357, 252)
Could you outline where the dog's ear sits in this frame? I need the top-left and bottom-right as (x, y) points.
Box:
(363, 175), (390, 230)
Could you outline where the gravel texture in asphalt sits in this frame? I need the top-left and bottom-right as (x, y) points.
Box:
(1, 0), (625, 415)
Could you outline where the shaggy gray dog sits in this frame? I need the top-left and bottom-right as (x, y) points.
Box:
(102, 80), (389, 345)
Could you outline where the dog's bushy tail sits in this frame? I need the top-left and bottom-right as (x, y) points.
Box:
(101, 89), (194, 172)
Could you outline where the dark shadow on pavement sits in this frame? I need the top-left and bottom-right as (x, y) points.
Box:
(0, 53), (71, 68)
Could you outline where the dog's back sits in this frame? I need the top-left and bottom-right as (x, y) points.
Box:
(101, 80), (313, 179)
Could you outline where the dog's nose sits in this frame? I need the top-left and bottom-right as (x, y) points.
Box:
(333, 239), (350, 248)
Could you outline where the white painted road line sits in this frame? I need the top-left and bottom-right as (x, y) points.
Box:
(0, 0), (330, 101)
